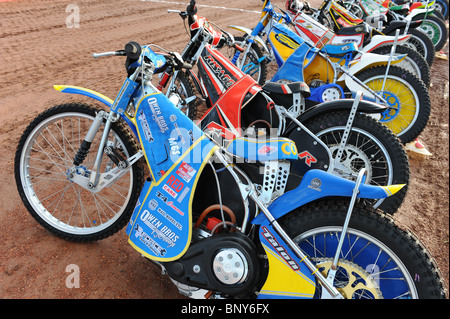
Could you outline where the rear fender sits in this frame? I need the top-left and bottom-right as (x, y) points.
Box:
(252, 169), (405, 225)
(406, 8), (435, 20)
(338, 53), (406, 98)
(293, 98), (387, 125)
(359, 34), (410, 53)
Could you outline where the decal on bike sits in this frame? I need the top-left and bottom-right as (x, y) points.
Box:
(258, 223), (316, 299)
(261, 226), (300, 270)
(137, 110), (155, 143)
(298, 151), (317, 167)
(281, 142), (298, 156)
(176, 161), (197, 183)
(148, 97), (169, 133)
(274, 33), (301, 50)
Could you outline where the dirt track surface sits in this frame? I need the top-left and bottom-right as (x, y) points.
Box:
(0, 0), (448, 298)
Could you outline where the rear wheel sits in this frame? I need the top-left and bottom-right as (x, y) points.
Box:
(14, 103), (144, 242)
(371, 44), (430, 87)
(389, 28), (436, 66)
(303, 111), (409, 215)
(414, 14), (448, 51)
(355, 65), (431, 143)
(279, 199), (446, 299)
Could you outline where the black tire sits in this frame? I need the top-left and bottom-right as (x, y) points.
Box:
(303, 111), (409, 215)
(388, 28), (436, 66)
(278, 199), (446, 299)
(414, 14), (448, 51)
(435, 0), (449, 20)
(355, 65), (431, 143)
(14, 103), (144, 242)
(219, 36), (268, 85)
(371, 44), (431, 87)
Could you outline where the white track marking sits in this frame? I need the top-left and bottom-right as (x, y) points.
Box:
(141, 0), (260, 14)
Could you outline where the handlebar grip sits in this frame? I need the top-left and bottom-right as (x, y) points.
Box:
(124, 41), (141, 60)
(186, 0), (197, 15)
(182, 62), (193, 70)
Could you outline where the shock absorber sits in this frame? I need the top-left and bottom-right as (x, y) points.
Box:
(73, 110), (105, 166)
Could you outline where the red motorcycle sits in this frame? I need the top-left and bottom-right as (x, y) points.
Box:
(157, 0), (409, 215)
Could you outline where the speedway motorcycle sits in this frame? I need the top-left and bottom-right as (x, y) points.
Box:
(161, 1), (409, 215)
(14, 34), (445, 299)
(311, 0), (437, 66)
(226, 0), (430, 144)
(343, 0), (448, 51)
(283, 0), (431, 87)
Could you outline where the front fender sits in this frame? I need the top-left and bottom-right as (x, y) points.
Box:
(293, 98), (387, 125)
(54, 85), (113, 107)
(406, 8), (435, 21)
(54, 85), (138, 137)
(252, 169), (404, 225)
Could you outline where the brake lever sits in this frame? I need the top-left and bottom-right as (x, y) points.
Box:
(167, 9), (188, 19)
(92, 50), (125, 58)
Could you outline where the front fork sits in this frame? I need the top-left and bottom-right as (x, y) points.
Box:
(69, 109), (143, 192)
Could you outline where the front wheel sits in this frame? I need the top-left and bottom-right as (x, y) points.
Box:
(279, 200), (446, 299)
(14, 103), (145, 242)
(302, 111), (409, 215)
(355, 65), (431, 143)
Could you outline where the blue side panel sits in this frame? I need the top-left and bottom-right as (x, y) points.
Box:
(125, 90), (217, 261)
(125, 136), (215, 261)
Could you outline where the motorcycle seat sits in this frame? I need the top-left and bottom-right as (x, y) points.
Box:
(262, 81), (311, 98)
(335, 25), (369, 36)
(226, 137), (299, 162)
(321, 42), (358, 56)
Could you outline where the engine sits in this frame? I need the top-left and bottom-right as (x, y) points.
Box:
(162, 232), (263, 298)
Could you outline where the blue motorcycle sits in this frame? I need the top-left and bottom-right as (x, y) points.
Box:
(14, 37), (444, 298)
(226, 0), (431, 145)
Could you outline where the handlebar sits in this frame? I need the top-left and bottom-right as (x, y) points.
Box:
(92, 41), (141, 60)
(92, 50), (125, 58)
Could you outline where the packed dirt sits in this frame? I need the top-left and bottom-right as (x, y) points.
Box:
(0, 0), (448, 299)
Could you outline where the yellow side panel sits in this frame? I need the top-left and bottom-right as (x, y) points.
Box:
(303, 55), (335, 83)
(268, 32), (300, 63)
